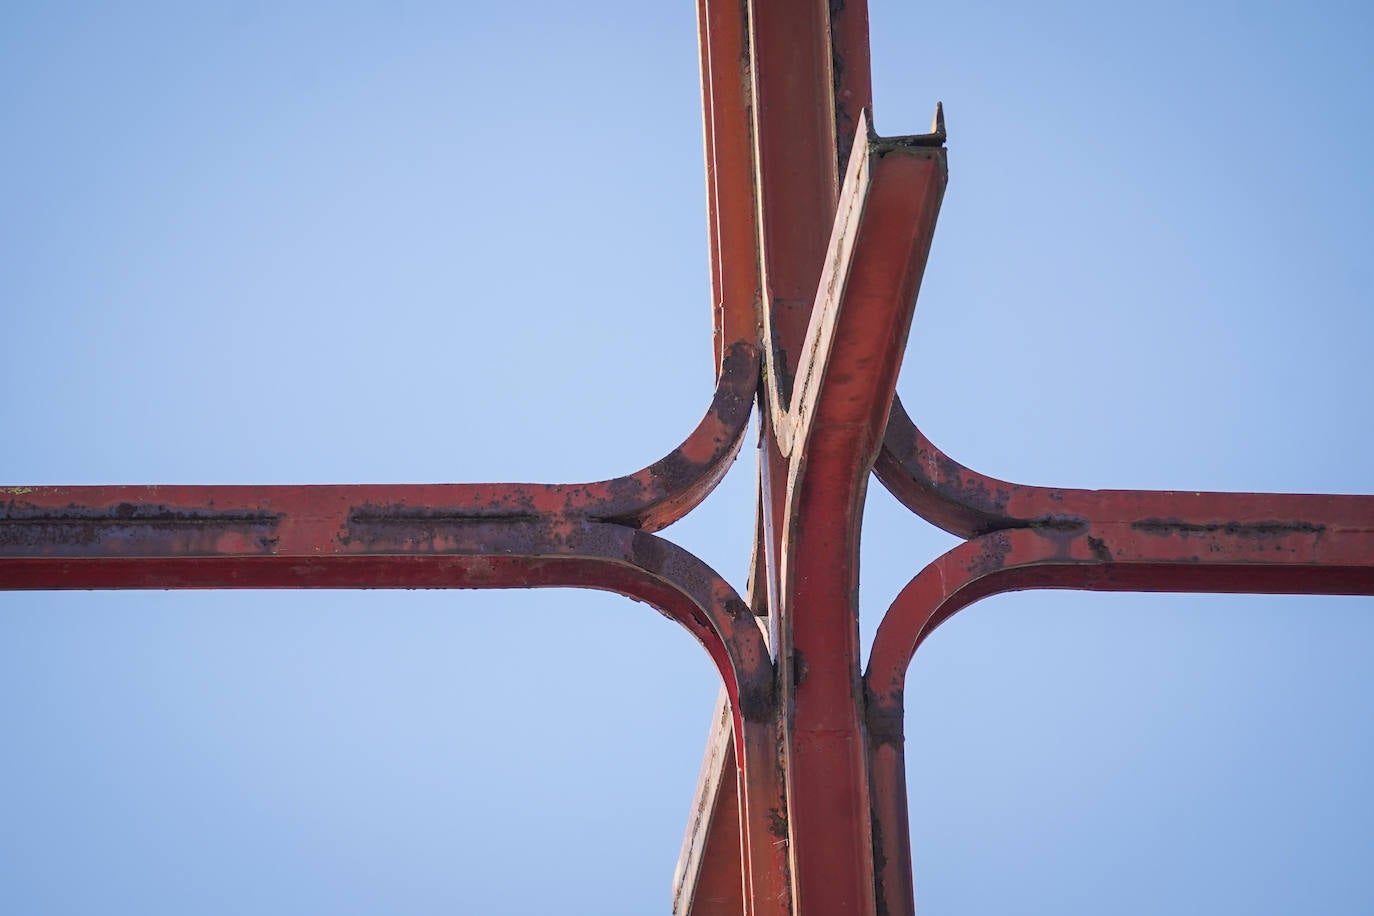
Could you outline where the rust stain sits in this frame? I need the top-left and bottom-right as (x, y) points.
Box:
(1133, 518), (1326, 539)
(0, 503), (282, 552)
(1086, 535), (1112, 562)
(966, 531), (1013, 579)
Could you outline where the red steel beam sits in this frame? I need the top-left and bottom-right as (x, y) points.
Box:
(875, 394), (1374, 544)
(699, 0), (761, 376)
(740, 6), (854, 910)
(865, 514), (1374, 916)
(868, 394), (1374, 914)
(745, 0), (842, 641)
(683, 4), (916, 908)
(0, 290), (785, 910)
(688, 1), (948, 907)
(829, 0), (873, 180)
(694, 1), (793, 911)
(0, 329), (756, 554)
(0, 507), (767, 702)
(676, 116), (950, 916)
(747, 0), (839, 409)
(1, 485), (791, 912)
(744, 0), (840, 677)
(772, 116), (945, 915)
(682, 0), (864, 907)
(675, 693), (745, 915)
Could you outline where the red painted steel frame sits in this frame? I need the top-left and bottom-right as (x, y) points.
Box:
(865, 510), (1374, 916)
(3, 3), (1373, 914)
(770, 119), (946, 915)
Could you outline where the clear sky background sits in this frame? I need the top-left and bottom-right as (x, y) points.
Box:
(2, 2), (1372, 913)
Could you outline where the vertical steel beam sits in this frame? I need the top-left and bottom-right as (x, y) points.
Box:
(829, 0), (873, 178)
(740, 6), (844, 909)
(699, 0), (762, 375)
(697, 2), (790, 911)
(692, 4), (946, 911)
(746, 0), (839, 407)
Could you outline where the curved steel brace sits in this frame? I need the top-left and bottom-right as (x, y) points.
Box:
(0, 344), (756, 545)
(876, 392), (1374, 540)
(1, 514), (790, 914)
(873, 393), (1014, 537)
(596, 340), (758, 531)
(863, 524), (1374, 916)
(0, 517), (765, 710)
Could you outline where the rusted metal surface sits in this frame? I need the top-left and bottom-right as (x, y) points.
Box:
(741, 4), (881, 911)
(675, 692), (744, 915)
(4, 2), (1373, 914)
(864, 385), (1374, 914)
(746, 0), (840, 413)
(0, 507), (765, 695)
(875, 394), (1374, 543)
(770, 114), (947, 916)
(864, 515), (1374, 916)
(698, 0), (760, 375)
(703, 3), (791, 911)
(0, 336), (756, 556)
(0, 365), (786, 916)
(829, 0), (873, 179)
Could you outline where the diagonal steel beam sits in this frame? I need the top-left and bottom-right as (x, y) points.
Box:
(673, 110), (949, 916)
(770, 113), (946, 915)
(675, 691), (744, 916)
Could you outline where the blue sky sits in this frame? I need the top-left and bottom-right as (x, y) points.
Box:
(3, 3), (1372, 913)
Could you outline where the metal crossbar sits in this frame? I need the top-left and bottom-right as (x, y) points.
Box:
(4, 3), (1372, 913)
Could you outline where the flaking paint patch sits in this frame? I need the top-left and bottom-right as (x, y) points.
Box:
(966, 531), (1013, 579)
(1086, 536), (1112, 562)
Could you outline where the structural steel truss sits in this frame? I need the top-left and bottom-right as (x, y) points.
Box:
(4, 4), (1373, 914)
